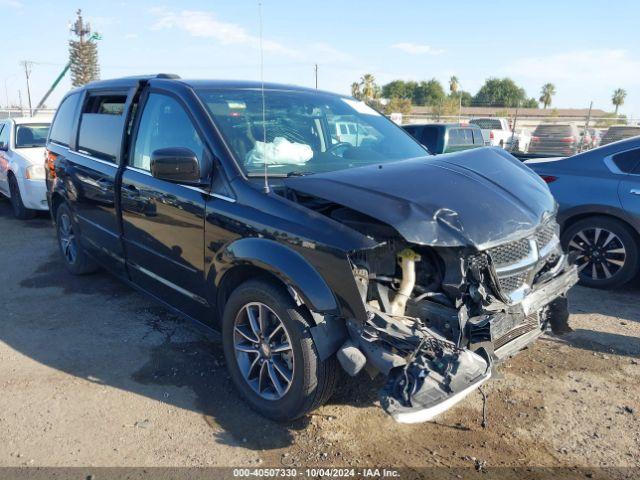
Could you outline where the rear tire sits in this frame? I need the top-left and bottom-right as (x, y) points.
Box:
(55, 202), (98, 275)
(8, 174), (36, 220)
(562, 216), (639, 289)
(222, 278), (338, 421)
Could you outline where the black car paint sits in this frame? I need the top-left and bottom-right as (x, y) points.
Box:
(47, 77), (380, 331)
(47, 76), (559, 337)
(285, 147), (555, 250)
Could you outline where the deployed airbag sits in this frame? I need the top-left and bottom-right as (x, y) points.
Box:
(246, 137), (313, 166)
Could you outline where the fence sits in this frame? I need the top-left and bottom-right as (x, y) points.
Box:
(0, 108), (56, 119)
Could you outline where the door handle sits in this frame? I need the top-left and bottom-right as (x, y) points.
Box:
(631, 189), (640, 196)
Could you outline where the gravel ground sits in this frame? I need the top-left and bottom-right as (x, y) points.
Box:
(0, 197), (638, 476)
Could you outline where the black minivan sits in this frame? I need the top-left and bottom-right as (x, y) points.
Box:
(46, 75), (577, 423)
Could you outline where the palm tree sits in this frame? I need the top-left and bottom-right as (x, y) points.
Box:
(612, 88), (627, 115)
(449, 75), (459, 95)
(539, 83), (556, 109)
(360, 73), (377, 101)
(351, 82), (362, 100)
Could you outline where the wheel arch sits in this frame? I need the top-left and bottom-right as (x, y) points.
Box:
(561, 209), (640, 244)
(49, 191), (65, 223)
(214, 238), (340, 325)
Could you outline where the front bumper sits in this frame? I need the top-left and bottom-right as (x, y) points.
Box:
(20, 178), (48, 211)
(468, 264), (578, 362)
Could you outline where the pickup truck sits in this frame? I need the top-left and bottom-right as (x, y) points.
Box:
(469, 117), (513, 148)
(45, 75), (577, 423)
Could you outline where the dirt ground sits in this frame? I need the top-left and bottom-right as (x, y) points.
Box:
(0, 198), (639, 477)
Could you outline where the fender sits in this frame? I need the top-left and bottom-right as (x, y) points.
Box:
(558, 203), (640, 235)
(219, 237), (340, 315)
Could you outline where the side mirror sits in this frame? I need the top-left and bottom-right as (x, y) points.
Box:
(150, 147), (201, 185)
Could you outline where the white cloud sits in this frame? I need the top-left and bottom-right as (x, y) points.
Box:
(309, 42), (352, 63)
(504, 49), (640, 86)
(150, 8), (300, 58)
(0, 0), (22, 7)
(391, 42), (444, 55)
(503, 49), (640, 114)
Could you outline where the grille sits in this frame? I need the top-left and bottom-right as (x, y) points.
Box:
(535, 221), (558, 250)
(488, 238), (531, 266)
(497, 271), (528, 293)
(494, 314), (540, 350)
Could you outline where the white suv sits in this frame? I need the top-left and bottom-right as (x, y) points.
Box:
(0, 117), (51, 218)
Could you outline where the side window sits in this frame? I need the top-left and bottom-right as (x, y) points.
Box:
(49, 93), (80, 146)
(131, 93), (204, 171)
(448, 128), (462, 146)
(459, 129), (474, 145)
(612, 149), (640, 174)
(472, 129), (484, 145)
(0, 124), (8, 149)
(420, 127), (438, 152)
(339, 124), (349, 135)
(78, 92), (128, 162)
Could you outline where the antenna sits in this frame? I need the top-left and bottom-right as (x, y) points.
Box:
(258, 1), (270, 194)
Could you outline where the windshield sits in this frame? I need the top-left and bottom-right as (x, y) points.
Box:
(197, 89), (427, 176)
(15, 124), (50, 148)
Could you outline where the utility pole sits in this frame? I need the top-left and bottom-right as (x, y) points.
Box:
(20, 61), (33, 116)
(509, 102), (520, 153)
(314, 63), (318, 89)
(18, 90), (23, 117)
(580, 101), (593, 153)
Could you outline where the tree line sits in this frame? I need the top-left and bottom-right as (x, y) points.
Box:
(351, 74), (628, 115)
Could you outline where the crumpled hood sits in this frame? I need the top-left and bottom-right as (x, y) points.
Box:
(284, 148), (556, 249)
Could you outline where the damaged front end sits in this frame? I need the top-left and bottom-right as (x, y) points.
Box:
(328, 211), (577, 423)
(333, 212), (576, 423)
(282, 150), (578, 423)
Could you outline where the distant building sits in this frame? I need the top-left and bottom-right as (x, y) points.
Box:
(410, 106), (609, 120)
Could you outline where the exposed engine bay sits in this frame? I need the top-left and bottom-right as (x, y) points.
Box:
(284, 189), (578, 423)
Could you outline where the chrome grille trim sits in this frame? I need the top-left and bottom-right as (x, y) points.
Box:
(486, 219), (562, 302)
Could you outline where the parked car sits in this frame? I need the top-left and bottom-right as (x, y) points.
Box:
(330, 119), (377, 147)
(588, 128), (602, 149)
(600, 125), (640, 146)
(526, 137), (640, 288)
(505, 128), (532, 154)
(469, 117), (512, 148)
(402, 123), (484, 154)
(528, 123), (584, 157)
(0, 117), (51, 218)
(46, 75), (577, 423)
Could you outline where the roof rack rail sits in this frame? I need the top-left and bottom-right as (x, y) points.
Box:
(156, 73), (181, 79)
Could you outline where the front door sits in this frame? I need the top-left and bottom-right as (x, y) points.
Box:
(120, 91), (209, 320)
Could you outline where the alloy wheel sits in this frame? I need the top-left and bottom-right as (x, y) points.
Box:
(233, 302), (294, 401)
(568, 227), (626, 281)
(59, 213), (78, 265)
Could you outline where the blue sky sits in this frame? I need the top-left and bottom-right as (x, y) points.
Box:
(2, 0), (639, 117)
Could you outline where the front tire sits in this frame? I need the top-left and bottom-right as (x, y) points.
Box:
(8, 174), (36, 220)
(222, 279), (338, 421)
(55, 202), (98, 275)
(562, 216), (639, 289)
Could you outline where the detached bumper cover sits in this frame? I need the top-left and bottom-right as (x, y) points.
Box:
(380, 348), (491, 424)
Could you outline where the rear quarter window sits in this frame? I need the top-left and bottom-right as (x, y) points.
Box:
(612, 148), (640, 173)
(470, 119), (501, 130)
(49, 93), (81, 146)
(77, 93), (128, 162)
